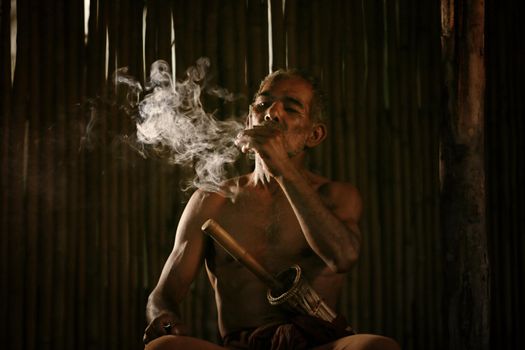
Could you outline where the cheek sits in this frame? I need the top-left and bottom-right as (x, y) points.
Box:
(288, 125), (313, 144)
(289, 120), (312, 133)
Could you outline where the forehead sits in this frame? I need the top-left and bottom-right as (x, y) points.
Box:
(257, 76), (313, 107)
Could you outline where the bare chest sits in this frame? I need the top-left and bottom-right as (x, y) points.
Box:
(208, 191), (313, 273)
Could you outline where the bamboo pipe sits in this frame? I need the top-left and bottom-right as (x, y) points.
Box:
(201, 219), (347, 327)
(201, 219), (282, 290)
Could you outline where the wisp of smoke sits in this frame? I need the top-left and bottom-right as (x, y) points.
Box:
(115, 57), (245, 197)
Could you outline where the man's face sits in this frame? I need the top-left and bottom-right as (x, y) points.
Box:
(249, 76), (315, 155)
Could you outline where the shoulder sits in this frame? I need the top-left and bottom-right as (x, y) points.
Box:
(174, 189), (228, 248)
(182, 175), (251, 221)
(317, 180), (363, 224)
(184, 188), (227, 216)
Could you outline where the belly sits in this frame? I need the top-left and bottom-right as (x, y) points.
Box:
(206, 263), (288, 335)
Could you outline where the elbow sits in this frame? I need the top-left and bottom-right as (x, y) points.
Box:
(330, 257), (356, 273)
(328, 248), (360, 273)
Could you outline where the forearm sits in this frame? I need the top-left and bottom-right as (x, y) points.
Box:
(276, 170), (361, 272)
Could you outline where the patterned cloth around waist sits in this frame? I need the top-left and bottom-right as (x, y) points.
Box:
(222, 314), (355, 350)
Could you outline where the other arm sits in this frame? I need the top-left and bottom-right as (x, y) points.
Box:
(143, 190), (213, 343)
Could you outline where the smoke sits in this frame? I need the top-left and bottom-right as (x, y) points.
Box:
(115, 57), (245, 197)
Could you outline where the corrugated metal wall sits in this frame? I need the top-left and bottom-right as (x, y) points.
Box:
(7, 0), (524, 349)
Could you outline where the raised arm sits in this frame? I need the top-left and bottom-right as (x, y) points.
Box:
(143, 190), (213, 344)
(276, 171), (362, 273)
(237, 121), (362, 273)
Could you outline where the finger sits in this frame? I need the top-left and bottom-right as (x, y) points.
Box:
(143, 327), (157, 344)
(237, 132), (276, 146)
(236, 134), (260, 154)
(240, 139), (265, 154)
(143, 331), (158, 345)
(160, 318), (188, 334)
(243, 126), (280, 137)
(241, 122), (279, 134)
(234, 136), (250, 153)
(143, 322), (168, 344)
(259, 120), (282, 130)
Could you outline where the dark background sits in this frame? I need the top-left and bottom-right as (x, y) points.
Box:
(0, 0), (522, 349)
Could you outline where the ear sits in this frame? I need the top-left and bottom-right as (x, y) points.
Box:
(305, 123), (327, 148)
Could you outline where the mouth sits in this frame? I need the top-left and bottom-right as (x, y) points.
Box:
(260, 120), (285, 131)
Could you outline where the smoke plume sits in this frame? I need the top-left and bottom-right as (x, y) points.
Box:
(115, 57), (245, 197)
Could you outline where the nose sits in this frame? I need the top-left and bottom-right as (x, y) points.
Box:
(264, 113), (279, 122)
(264, 102), (281, 122)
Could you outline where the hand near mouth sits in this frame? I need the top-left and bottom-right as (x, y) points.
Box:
(235, 122), (296, 178)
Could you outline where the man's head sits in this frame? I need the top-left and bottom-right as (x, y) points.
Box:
(248, 69), (327, 154)
(255, 69), (327, 124)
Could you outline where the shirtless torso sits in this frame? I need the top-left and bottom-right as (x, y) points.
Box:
(202, 173), (350, 336)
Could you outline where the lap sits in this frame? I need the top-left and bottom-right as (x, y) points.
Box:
(145, 333), (400, 350)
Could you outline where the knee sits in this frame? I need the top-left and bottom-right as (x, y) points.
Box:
(145, 335), (196, 350)
(336, 334), (401, 350)
(358, 335), (401, 350)
(145, 335), (181, 350)
(145, 335), (224, 350)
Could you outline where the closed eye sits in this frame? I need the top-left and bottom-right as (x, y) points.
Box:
(285, 107), (300, 114)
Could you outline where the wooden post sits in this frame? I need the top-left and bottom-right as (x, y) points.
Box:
(440, 1), (489, 349)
